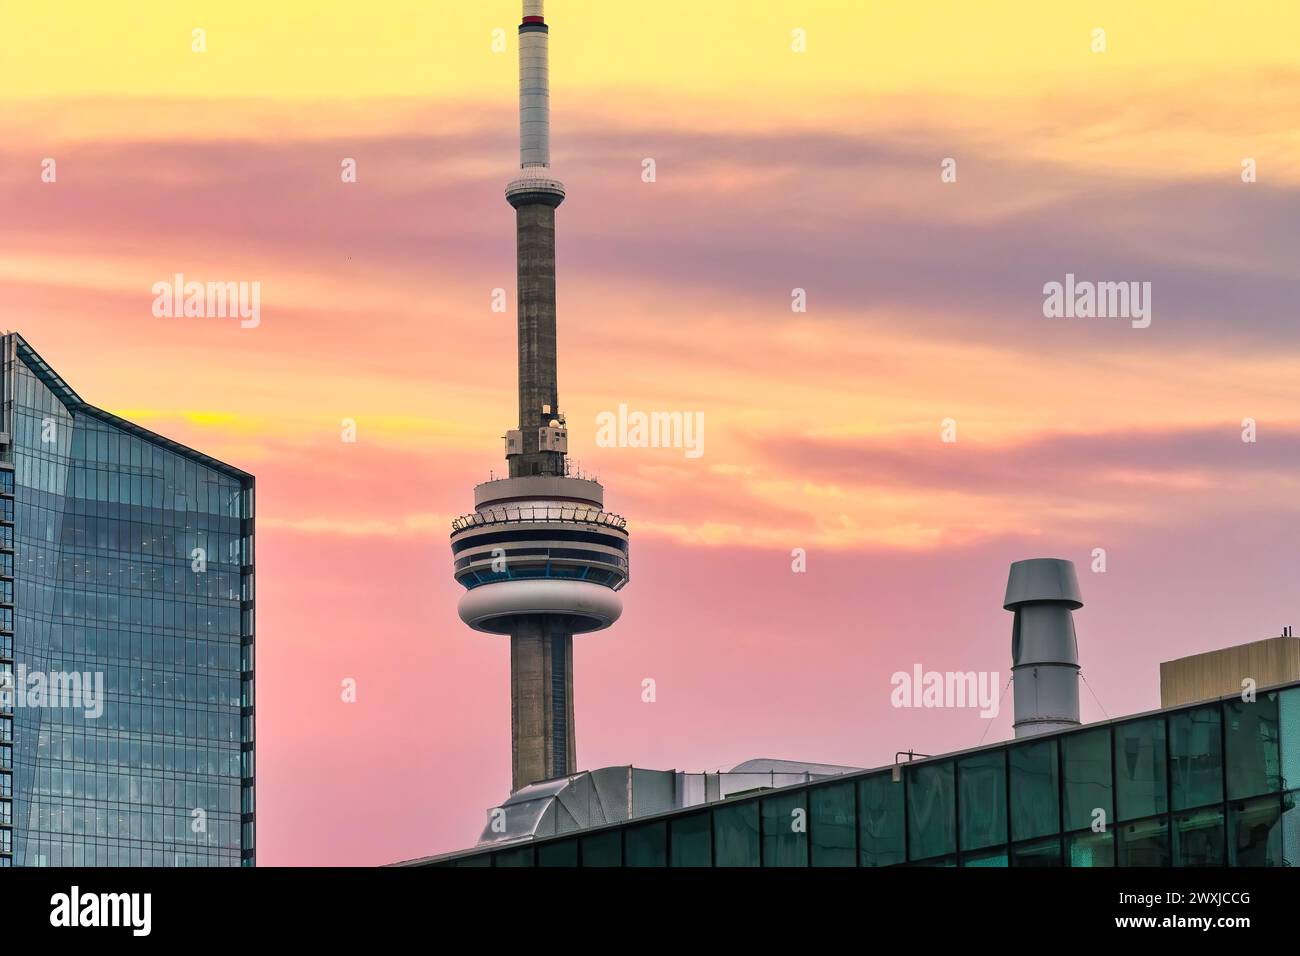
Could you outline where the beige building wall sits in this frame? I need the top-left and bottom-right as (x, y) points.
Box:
(1160, 636), (1300, 708)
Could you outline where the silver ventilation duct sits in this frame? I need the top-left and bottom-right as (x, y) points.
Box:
(1004, 558), (1082, 738)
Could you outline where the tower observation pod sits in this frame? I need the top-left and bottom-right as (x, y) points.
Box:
(1004, 558), (1082, 739)
(450, 0), (629, 793)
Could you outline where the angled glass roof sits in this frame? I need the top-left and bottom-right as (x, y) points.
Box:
(7, 332), (252, 483)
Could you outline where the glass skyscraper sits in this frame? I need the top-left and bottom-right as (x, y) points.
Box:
(0, 333), (254, 866)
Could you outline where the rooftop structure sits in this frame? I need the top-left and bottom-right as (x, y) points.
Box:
(1006, 558), (1083, 738)
(399, 678), (1300, 867)
(402, 550), (1299, 868)
(1161, 633), (1300, 708)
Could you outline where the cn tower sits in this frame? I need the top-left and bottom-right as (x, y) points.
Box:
(450, 0), (629, 792)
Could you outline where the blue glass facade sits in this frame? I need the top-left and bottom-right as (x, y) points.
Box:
(0, 334), (254, 866)
(421, 683), (1300, 868)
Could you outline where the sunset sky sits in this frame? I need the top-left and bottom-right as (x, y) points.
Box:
(2, 1), (1299, 865)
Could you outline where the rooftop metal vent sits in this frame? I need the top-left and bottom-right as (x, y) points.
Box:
(1005, 558), (1082, 738)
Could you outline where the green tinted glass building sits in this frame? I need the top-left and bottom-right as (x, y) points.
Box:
(413, 682), (1300, 867)
(0, 334), (255, 866)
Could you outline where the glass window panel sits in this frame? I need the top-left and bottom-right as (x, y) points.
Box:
(1010, 738), (1059, 841)
(1170, 705), (1223, 810)
(810, 781), (855, 867)
(962, 848), (1007, 867)
(537, 839), (578, 867)
(1281, 689), (1300, 792)
(906, 761), (955, 860)
(1117, 815), (1169, 867)
(1282, 790), (1300, 867)
(1115, 717), (1167, 821)
(712, 801), (759, 867)
(669, 812), (711, 867)
(958, 749), (1006, 851)
(761, 790), (807, 867)
(1011, 836), (1061, 867)
(858, 773), (905, 867)
(580, 830), (621, 867)
(493, 846), (534, 867)
(1225, 693), (1281, 800)
(1228, 795), (1282, 866)
(1172, 806), (1224, 867)
(1066, 829), (1115, 867)
(1062, 727), (1113, 832)
(624, 820), (667, 867)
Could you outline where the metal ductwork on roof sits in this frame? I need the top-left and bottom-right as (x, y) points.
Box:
(1005, 558), (1082, 738)
(475, 760), (860, 847)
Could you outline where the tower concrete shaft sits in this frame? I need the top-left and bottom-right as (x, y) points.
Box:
(510, 618), (575, 788)
(507, 0), (566, 479)
(513, 201), (562, 477)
